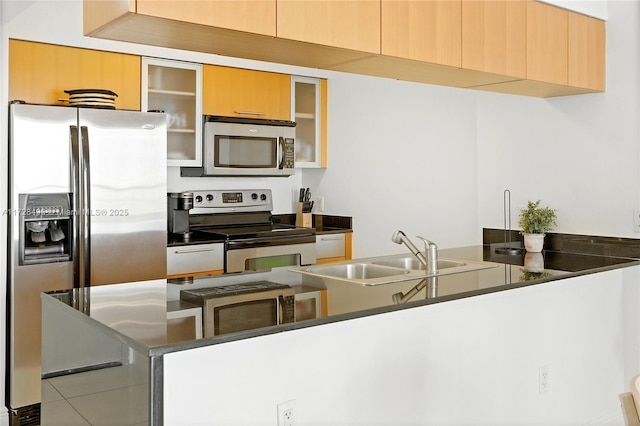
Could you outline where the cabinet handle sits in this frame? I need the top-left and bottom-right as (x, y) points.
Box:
(173, 248), (216, 254)
(235, 110), (266, 116)
(319, 237), (344, 241)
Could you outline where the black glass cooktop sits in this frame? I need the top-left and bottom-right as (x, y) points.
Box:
(197, 223), (315, 240)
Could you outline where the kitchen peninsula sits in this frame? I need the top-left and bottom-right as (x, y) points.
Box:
(40, 236), (640, 425)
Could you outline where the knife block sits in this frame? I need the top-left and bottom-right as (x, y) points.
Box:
(296, 202), (312, 228)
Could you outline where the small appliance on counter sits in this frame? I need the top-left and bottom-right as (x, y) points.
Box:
(180, 281), (296, 337)
(180, 115), (296, 177)
(168, 192), (193, 236)
(167, 189), (316, 273)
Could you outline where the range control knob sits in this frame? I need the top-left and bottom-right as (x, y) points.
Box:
(195, 195), (203, 203)
(206, 194), (214, 202)
(260, 193), (267, 201)
(251, 193), (258, 200)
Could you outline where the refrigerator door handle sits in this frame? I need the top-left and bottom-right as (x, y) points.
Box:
(80, 126), (91, 287)
(70, 125), (81, 287)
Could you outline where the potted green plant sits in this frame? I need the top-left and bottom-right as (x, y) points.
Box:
(518, 200), (557, 252)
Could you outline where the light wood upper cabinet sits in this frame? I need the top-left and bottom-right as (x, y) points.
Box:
(83, 0), (605, 98)
(136, 0), (276, 36)
(202, 65), (291, 120)
(9, 39), (140, 110)
(526, 0), (568, 86)
(462, 0), (526, 79)
(382, 0), (461, 68)
(568, 12), (605, 91)
(277, 0), (381, 54)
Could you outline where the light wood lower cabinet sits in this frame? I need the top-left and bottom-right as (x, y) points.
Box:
(9, 39), (141, 110)
(316, 233), (353, 264)
(202, 65), (291, 120)
(167, 243), (224, 279)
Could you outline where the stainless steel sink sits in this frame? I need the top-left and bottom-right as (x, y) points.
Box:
(371, 257), (466, 271)
(306, 263), (410, 280)
(292, 254), (499, 286)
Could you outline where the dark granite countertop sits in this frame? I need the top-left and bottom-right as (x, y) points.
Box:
(273, 213), (353, 234)
(43, 238), (640, 359)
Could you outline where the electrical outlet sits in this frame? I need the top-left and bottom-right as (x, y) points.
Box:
(277, 400), (295, 426)
(634, 210), (640, 233)
(317, 196), (325, 212)
(539, 366), (550, 394)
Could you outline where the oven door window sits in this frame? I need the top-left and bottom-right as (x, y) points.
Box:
(214, 299), (277, 335)
(215, 135), (277, 168)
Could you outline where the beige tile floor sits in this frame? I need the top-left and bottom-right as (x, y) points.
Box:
(41, 364), (148, 426)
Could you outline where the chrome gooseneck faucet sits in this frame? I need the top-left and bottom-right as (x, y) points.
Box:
(391, 230), (438, 274)
(391, 230), (439, 304)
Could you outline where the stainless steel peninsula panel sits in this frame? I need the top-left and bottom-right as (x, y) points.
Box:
(7, 103), (167, 424)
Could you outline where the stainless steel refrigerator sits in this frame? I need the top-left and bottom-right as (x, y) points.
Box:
(7, 103), (167, 420)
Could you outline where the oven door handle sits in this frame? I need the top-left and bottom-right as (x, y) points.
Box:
(226, 236), (316, 249)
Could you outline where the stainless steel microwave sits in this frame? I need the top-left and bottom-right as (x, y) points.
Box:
(179, 281), (295, 337)
(181, 116), (296, 177)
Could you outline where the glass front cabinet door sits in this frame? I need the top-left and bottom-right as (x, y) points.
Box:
(142, 57), (202, 167)
(291, 76), (327, 168)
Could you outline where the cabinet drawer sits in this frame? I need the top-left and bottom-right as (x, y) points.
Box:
(316, 234), (346, 259)
(167, 243), (223, 276)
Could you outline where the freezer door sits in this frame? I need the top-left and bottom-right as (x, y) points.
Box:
(79, 109), (167, 285)
(8, 103), (76, 409)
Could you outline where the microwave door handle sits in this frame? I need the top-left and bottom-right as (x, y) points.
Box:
(278, 137), (285, 170)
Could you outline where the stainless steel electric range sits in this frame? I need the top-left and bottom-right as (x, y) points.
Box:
(168, 189), (316, 273)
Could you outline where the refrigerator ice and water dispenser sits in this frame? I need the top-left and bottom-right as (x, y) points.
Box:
(19, 193), (72, 265)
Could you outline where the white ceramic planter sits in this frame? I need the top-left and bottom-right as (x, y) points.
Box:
(524, 252), (545, 272)
(523, 233), (545, 252)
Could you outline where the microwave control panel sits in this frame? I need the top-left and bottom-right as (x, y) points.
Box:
(282, 138), (295, 169)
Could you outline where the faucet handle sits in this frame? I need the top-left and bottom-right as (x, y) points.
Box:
(416, 236), (437, 249)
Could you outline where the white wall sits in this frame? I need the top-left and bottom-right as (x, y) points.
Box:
(303, 76), (479, 257)
(540, 0), (608, 19)
(163, 268), (638, 425)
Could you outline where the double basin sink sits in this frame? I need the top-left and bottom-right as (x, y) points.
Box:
(292, 254), (498, 286)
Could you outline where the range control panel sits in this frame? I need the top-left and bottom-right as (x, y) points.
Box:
(189, 189), (273, 213)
